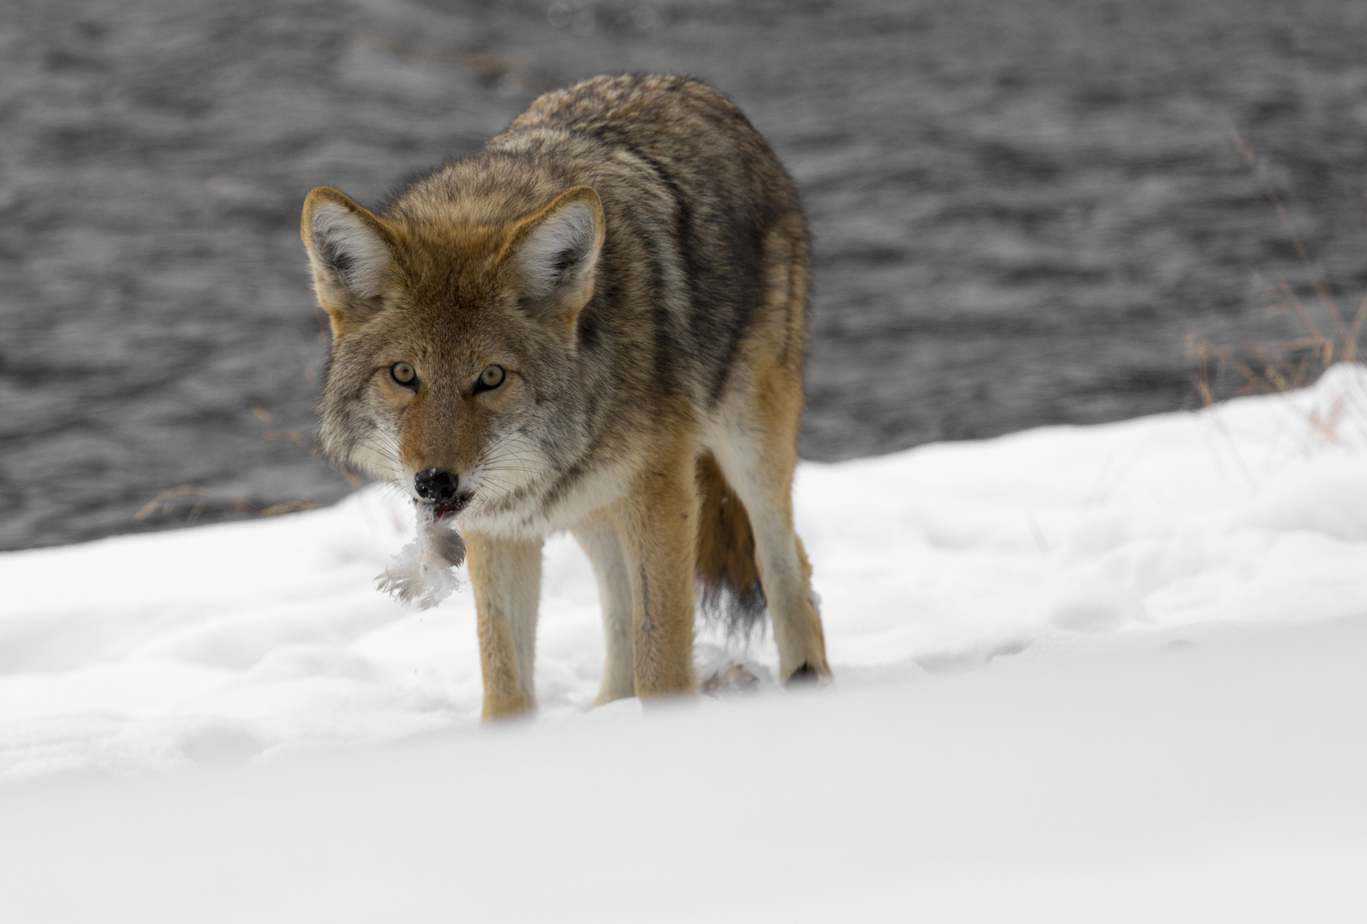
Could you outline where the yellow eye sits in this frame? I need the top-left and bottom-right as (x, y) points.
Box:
(475, 364), (506, 393)
(390, 362), (418, 388)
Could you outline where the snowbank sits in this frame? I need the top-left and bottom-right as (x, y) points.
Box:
(7, 365), (1367, 784)
(5, 616), (1366, 922)
(3, 366), (1367, 920)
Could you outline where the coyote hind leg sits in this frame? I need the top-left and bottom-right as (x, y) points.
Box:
(712, 213), (830, 683)
(712, 378), (831, 683)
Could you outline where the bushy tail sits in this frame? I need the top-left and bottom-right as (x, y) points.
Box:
(694, 452), (766, 634)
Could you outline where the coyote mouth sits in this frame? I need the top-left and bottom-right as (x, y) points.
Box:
(430, 491), (473, 522)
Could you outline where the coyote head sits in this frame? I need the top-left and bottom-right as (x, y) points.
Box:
(300, 181), (605, 525)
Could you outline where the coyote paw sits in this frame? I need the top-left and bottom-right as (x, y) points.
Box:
(784, 662), (832, 687)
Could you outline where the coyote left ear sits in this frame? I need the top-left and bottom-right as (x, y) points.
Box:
(300, 187), (397, 338)
(505, 186), (605, 326)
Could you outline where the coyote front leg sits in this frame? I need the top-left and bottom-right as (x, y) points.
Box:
(573, 513), (636, 705)
(615, 443), (698, 699)
(466, 533), (543, 720)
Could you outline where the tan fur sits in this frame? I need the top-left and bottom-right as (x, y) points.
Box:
(466, 533), (542, 719)
(615, 424), (700, 697)
(300, 74), (832, 719)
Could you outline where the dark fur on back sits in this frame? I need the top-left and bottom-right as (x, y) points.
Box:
(501, 75), (801, 404)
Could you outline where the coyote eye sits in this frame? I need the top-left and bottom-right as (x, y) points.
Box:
(474, 364), (506, 394)
(389, 362), (418, 389)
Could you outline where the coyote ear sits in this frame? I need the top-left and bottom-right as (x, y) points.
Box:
(300, 187), (396, 336)
(506, 186), (605, 325)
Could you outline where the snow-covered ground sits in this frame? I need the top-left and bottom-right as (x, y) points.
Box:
(4, 366), (1367, 921)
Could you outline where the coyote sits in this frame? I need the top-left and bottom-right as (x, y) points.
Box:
(301, 74), (830, 718)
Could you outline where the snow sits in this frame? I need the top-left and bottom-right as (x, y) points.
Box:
(4, 365), (1367, 921)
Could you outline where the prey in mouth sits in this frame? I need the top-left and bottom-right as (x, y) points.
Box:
(376, 489), (470, 610)
(428, 490), (474, 523)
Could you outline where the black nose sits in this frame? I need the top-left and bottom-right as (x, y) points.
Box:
(414, 468), (459, 504)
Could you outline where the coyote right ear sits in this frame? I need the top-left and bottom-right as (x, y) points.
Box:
(503, 186), (605, 332)
(300, 187), (397, 337)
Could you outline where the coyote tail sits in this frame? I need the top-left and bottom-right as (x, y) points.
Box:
(694, 452), (766, 634)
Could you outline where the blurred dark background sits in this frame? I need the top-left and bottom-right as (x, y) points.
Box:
(3, 0), (1366, 551)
